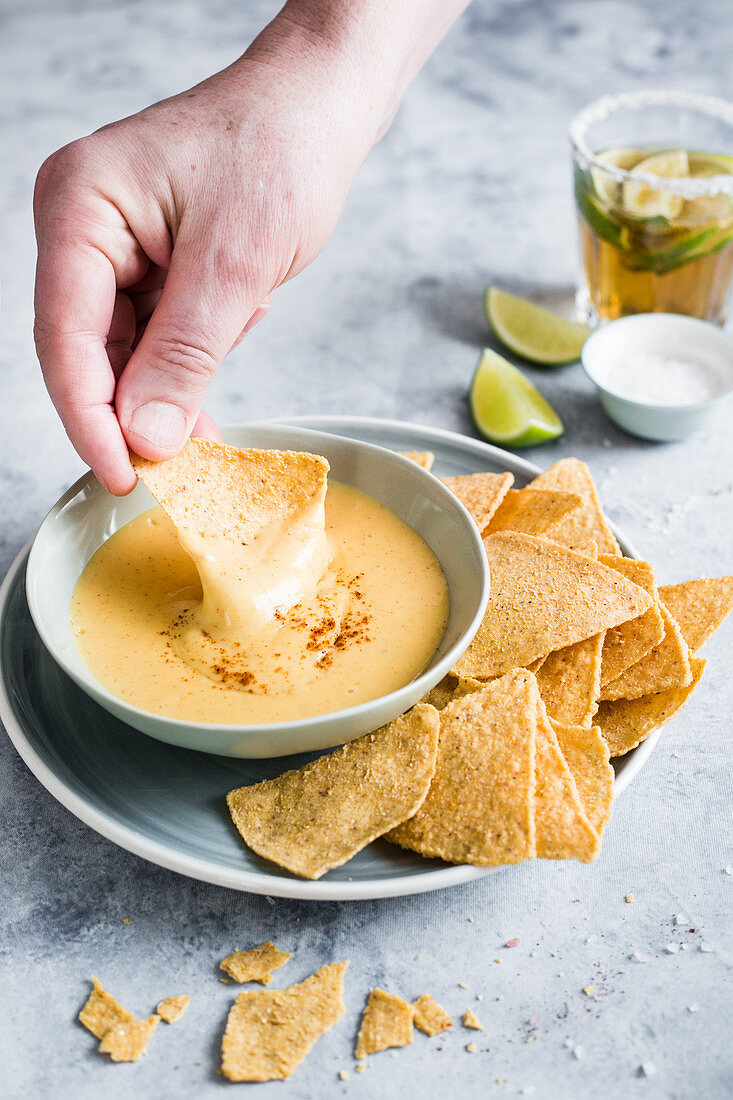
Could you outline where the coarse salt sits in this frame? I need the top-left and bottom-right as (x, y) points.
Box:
(593, 352), (728, 406)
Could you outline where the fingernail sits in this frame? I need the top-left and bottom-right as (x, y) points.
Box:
(129, 401), (187, 450)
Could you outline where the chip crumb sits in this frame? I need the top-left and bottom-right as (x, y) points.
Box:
(98, 1016), (160, 1062)
(583, 986), (595, 996)
(463, 1010), (482, 1030)
(412, 994), (452, 1037)
(355, 989), (414, 1057)
(220, 978), (230, 984)
(339, 1069), (350, 1081)
(220, 942), (292, 985)
(78, 976), (135, 1041)
(466, 1042), (477, 1053)
(122, 918), (131, 925)
(476, 994), (484, 1001)
(505, 938), (519, 948)
(355, 1062), (366, 1074)
(458, 981), (468, 989)
(156, 995), (190, 1024)
(625, 894), (634, 903)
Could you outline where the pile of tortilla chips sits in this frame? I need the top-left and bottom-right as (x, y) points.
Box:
(227, 455), (731, 878)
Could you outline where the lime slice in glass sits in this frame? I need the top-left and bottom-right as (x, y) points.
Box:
(623, 149), (689, 219)
(591, 147), (643, 206)
(485, 288), (590, 365)
(469, 348), (564, 447)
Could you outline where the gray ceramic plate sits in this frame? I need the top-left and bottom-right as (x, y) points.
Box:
(0, 416), (659, 900)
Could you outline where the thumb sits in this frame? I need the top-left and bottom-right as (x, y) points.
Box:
(115, 238), (259, 459)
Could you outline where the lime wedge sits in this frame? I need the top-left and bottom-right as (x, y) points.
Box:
(470, 348), (564, 447)
(623, 149), (689, 219)
(485, 288), (590, 365)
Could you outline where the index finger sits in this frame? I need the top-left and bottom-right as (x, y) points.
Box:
(34, 235), (137, 494)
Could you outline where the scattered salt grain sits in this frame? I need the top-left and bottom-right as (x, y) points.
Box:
(638, 1061), (657, 1078)
(700, 942), (713, 953)
(674, 914), (688, 925)
(586, 935), (598, 944)
(724, 866), (733, 876)
(688, 1004), (699, 1013)
(563, 1039), (574, 1049)
(664, 944), (680, 954)
(573, 1046), (585, 1060)
(631, 951), (648, 963)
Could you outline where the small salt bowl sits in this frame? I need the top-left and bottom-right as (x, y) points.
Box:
(581, 313), (733, 441)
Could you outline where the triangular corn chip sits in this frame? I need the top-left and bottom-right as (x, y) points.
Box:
(534, 702), (600, 862)
(658, 576), (733, 653)
(440, 472), (514, 532)
(453, 533), (652, 680)
(600, 601), (691, 702)
(486, 488), (584, 538)
(220, 963), (347, 1082)
(386, 671), (537, 866)
(528, 458), (620, 555)
(595, 657), (706, 757)
(551, 721), (614, 833)
(535, 632), (604, 728)
(399, 450), (434, 470)
(226, 705), (439, 879)
(598, 556), (665, 686)
(421, 673), (484, 711)
(355, 989), (415, 1056)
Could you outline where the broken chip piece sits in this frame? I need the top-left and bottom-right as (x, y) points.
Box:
(462, 1009), (483, 1030)
(227, 705), (439, 879)
(453, 532), (651, 680)
(439, 471), (514, 532)
(658, 576), (733, 654)
(98, 1016), (160, 1063)
(600, 600), (692, 702)
(221, 962), (347, 1082)
(595, 657), (706, 757)
(485, 487), (583, 538)
(412, 994), (452, 1037)
(156, 995), (190, 1024)
(355, 989), (414, 1057)
(78, 976), (135, 1040)
(220, 943), (291, 985)
(387, 671), (538, 866)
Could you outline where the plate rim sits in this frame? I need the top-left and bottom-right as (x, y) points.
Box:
(0, 416), (659, 900)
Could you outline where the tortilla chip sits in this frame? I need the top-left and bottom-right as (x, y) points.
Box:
(355, 990), (414, 1057)
(78, 976), (135, 1040)
(535, 632), (604, 727)
(412, 994), (452, 1037)
(463, 1009), (483, 1030)
(156, 995), (190, 1023)
(551, 722), (614, 833)
(528, 458), (620, 555)
(98, 1016), (160, 1062)
(440, 472), (514, 532)
(421, 673), (484, 711)
(600, 601), (691, 702)
(453, 533), (652, 680)
(526, 657), (546, 673)
(220, 943), (291, 984)
(227, 705), (439, 879)
(387, 671), (537, 866)
(486, 488), (584, 538)
(221, 962), (347, 1082)
(534, 702), (600, 862)
(399, 451), (434, 471)
(595, 658), (706, 757)
(598, 557), (665, 686)
(658, 576), (733, 653)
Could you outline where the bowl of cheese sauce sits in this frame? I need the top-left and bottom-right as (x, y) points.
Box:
(27, 425), (489, 758)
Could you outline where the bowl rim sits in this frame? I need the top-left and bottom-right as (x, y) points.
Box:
(581, 312), (733, 413)
(26, 424), (490, 735)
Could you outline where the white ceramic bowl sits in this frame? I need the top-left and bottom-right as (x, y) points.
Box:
(26, 424), (489, 758)
(581, 313), (733, 441)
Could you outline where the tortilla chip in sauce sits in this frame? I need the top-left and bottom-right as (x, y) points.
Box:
(551, 721), (614, 834)
(221, 962), (347, 1082)
(440, 472), (514, 532)
(534, 702), (600, 862)
(355, 989), (414, 1057)
(412, 994), (452, 1036)
(528, 458), (620, 555)
(535, 632), (605, 728)
(387, 671), (537, 866)
(598, 556), (665, 686)
(452, 533), (652, 681)
(658, 576), (733, 653)
(595, 657), (706, 757)
(220, 943), (291, 984)
(226, 705), (439, 879)
(486, 488), (583, 538)
(600, 600), (691, 702)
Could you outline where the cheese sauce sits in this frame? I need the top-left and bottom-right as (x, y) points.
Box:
(70, 482), (449, 724)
